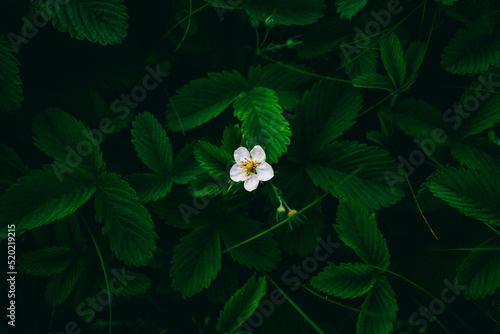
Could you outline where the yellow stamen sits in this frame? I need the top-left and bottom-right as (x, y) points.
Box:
(240, 158), (258, 176)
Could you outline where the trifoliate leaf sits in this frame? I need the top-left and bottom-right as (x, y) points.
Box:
(456, 90), (500, 139)
(222, 124), (244, 157)
(426, 167), (500, 225)
(442, 18), (500, 75)
(336, 0), (367, 20)
(357, 275), (398, 334)
(31, 0), (128, 45)
(291, 79), (362, 155)
(0, 144), (29, 194)
(457, 238), (500, 299)
(95, 172), (158, 266)
(0, 165), (96, 235)
(131, 112), (173, 175)
(194, 141), (232, 178)
(311, 262), (376, 298)
(166, 70), (247, 131)
(220, 213), (281, 271)
(306, 141), (404, 210)
(451, 138), (500, 175)
(352, 73), (394, 92)
(124, 173), (172, 203)
(244, 0), (326, 26)
(335, 197), (391, 269)
(18, 246), (76, 277)
(32, 108), (104, 176)
(170, 141), (204, 184)
(45, 259), (85, 305)
(380, 33), (406, 89)
(341, 49), (378, 80)
(216, 274), (267, 334)
(233, 87), (291, 163)
(0, 34), (23, 112)
(170, 224), (221, 298)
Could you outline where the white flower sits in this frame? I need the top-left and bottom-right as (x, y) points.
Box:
(230, 145), (274, 192)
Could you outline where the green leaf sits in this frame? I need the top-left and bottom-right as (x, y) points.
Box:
(311, 262), (376, 298)
(306, 141), (405, 210)
(170, 141), (204, 184)
(341, 49), (378, 80)
(457, 238), (500, 299)
(402, 41), (426, 92)
(244, 0), (326, 26)
(189, 173), (229, 198)
(394, 98), (453, 141)
(291, 79), (362, 155)
(0, 144), (29, 194)
(131, 112), (173, 175)
(426, 167), (500, 225)
(166, 70), (247, 131)
(124, 173), (172, 203)
(18, 246), (76, 277)
(451, 138), (500, 175)
(151, 195), (205, 230)
(0, 34), (23, 112)
(56, 215), (88, 254)
(335, 0), (367, 19)
(296, 17), (348, 59)
(352, 73), (395, 92)
(101, 268), (152, 297)
(170, 225), (221, 298)
(380, 33), (406, 89)
(233, 87), (291, 163)
(456, 91), (500, 139)
(32, 108), (104, 175)
(194, 141), (232, 178)
(31, 0), (128, 45)
(222, 124), (244, 157)
(442, 18), (500, 75)
(45, 259), (85, 305)
(246, 63), (314, 109)
(366, 107), (394, 147)
(335, 197), (391, 268)
(95, 172), (158, 266)
(216, 274), (267, 334)
(0, 165), (96, 235)
(220, 214), (281, 271)
(357, 275), (398, 334)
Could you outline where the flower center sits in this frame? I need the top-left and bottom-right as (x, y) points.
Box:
(241, 158), (258, 176)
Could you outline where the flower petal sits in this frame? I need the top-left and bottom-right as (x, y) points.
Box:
(234, 147), (250, 163)
(250, 145), (266, 162)
(230, 163), (247, 182)
(256, 162), (274, 181)
(244, 174), (259, 192)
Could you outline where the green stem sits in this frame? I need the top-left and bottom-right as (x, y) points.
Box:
(265, 274), (325, 334)
(82, 215), (112, 334)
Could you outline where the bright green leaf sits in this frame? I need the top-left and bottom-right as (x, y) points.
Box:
(380, 33), (406, 89)
(451, 138), (500, 175)
(124, 173), (172, 202)
(233, 87), (291, 163)
(336, 0), (367, 19)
